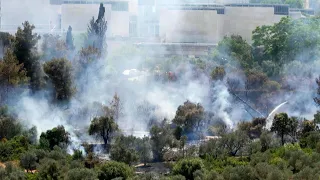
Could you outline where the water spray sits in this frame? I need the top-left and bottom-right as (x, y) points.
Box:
(265, 101), (288, 130)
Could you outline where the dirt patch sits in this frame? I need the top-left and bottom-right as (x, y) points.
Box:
(0, 162), (5, 168)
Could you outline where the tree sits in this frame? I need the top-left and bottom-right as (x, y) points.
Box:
(211, 66), (226, 81)
(0, 50), (29, 103)
(0, 106), (22, 140)
(172, 158), (205, 180)
(150, 121), (176, 162)
(173, 101), (205, 139)
(66, 26), (75, 50)
(199, 138), (224, 159)
(13, 21), (44, 92)
(85, 4), (107, 54)
(245, 69), (269, 102)
(110, 135), (139, 165)
(75, 46), (101, 81)
(271, 113), (298, 145)
(221, 130), (250, 156)
(67, 168), (97, 180)
(299, 120), (317, 138)
(39, 125), (70, 150)
(43, 58), (75, 101)
(315, 76), (320, 106)
(315, 111), (320, 124)
(138, 136), (152, 166)
(253, 17), (320, 66)
(38, 158), (63, 180)
(213, 35), (254, 70)
(285, 0), (303, 8)
(98, 161), (133, 180)
(260, 131), (273, 152)
(238, 118), (266, 139)
(0, 32), (14, 57)
(20, 151), (37, 172)
(41, 34), (67, 61)
(24, 126), (37, 144)
(103, 93), (124, 121)
(222, 165), (256, 180)
(88, 115), (119, 150)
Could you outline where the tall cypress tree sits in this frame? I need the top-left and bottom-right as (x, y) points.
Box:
(85, 3), (108, 56)
(66, 26), (75, 50)
(315, 76), (320, 106)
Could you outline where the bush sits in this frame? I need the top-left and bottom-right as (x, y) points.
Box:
(172, 158), (205, 180)
(20, 151), (37, 172)
(98, 161), (133, 180)
(67, 168), (97, 180)
(222, 165), (256, 180)
(37, 158), (63, 180)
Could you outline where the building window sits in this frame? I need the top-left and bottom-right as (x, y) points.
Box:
(217, 8), (224, 14)
(274, 5), (289, 15)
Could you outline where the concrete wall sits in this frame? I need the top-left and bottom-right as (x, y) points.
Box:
(2, 0), (60, 31)
(222, 7), (284, 43)
(159, 9), (222, 43)
(109, 11), (130, 37)
(159, 7), (286, 44)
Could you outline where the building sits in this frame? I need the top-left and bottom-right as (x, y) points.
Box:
(0, 0), (315, 56)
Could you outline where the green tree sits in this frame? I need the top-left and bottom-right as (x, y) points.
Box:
(221, 130), (250, 156)
(199, 138), (224, 159)
(39, 125), (70, 150)
(110, 135), (139, 165)
(43, 58), (75, 101)
(38, 158), (63, 180)
(138, 136), (152, 166)
(211, 66), (226, 81)
(0, 50), (29, 103)
(67, 168), (97, 180)
(20, 151), (37, 172)
(150, 121), (176, 161)
(315, 111), (320, 124)
(299, 120), (317, 137)
(271, 113), (298, 145)
(213, 35), (254, 70)
(173, 101), (205, 139)
(172, 158), (205, 180)
(245, 69), (269, 102)
(260, 131), (273, 152)
(315, 76), (320, 106)
(223, 165), (256, 180)
(253, 17), (320, 66)
(88, 115), (119, 150)
(0, 106), (22, 140)
(13, 21), (44, 92)
(98, 161), (133, 180)
(0, 162), (27, 180)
